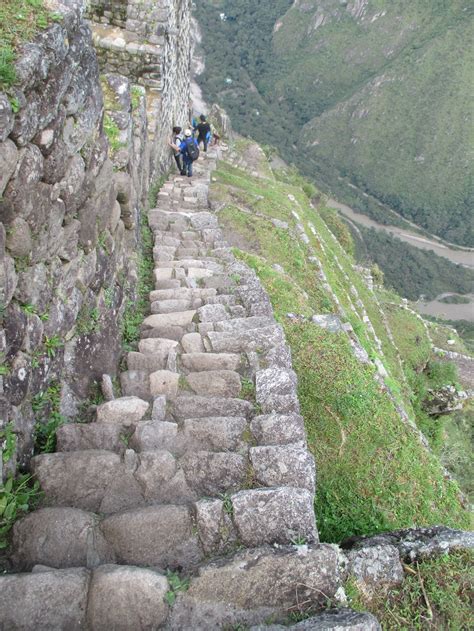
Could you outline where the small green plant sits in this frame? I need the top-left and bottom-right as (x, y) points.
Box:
(32, 381), (65, 453)
(44, 335), (63, 358)
(219, 492), (234, 517)
(290, 534), (307, 546)
(0, 422), (16, 464)
(21, 303), (37, 315)
(34, 412), (65, 453)
(103, 113), (124, 154)
(165, 570), (190, 606)
(104, 286), (115, 308)
(30, 349), (42, 369)
(0, 474), (42, 548)
(9, 96), (20, 113)
(0, 363), (10, 376)
(76, 305), (101, 336)
(239, 378), (255, 401)
(230, 273), (241, 284)
(130, 85), (143, 110)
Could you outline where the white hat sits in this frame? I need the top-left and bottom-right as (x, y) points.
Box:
(184, 129), (192, 137)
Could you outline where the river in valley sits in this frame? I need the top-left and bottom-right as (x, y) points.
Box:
(327, 199), (474, 322)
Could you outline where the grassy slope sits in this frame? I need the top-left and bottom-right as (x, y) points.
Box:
(346, 550), (474, 630)
(213, 140), (471, 544)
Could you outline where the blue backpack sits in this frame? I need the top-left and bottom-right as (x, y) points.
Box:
(184, 137), (199, 161)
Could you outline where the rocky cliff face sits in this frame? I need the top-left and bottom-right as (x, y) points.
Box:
(0, 0), (191, 471)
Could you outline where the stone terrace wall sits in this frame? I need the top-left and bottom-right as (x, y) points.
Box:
(0, 0), (150, 472)
(86, 0), (192, 174)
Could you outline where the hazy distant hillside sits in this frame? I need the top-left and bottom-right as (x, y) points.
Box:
(196, 0), (474, 246)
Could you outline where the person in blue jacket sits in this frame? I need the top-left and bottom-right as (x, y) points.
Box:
(180, 129), (199, 177)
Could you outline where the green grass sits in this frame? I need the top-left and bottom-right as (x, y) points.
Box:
(0, 0), (62, 89)
(213, 148), (470, 543)
(103, 113), (124, 155)
(121, 214), (154, 351)
(346, 551), (474, 630)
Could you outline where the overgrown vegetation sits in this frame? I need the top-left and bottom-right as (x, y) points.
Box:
(103, 113), (124, 155)
(120, 211), (154, 351)
(0, 0), (62, 89)
(32, 381), (65, 453)
(0, 475), (42, 549)
(346, 551), (474, 630)
(213, 146), (470, 544)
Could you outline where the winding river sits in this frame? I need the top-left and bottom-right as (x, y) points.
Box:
(327, 198), (474, 321)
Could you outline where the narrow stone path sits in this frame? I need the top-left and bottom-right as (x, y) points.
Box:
(1, 149), (343, 629)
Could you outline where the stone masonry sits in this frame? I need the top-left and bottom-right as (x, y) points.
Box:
(86, 0), (192, 171)
(0, 0), (156, 472)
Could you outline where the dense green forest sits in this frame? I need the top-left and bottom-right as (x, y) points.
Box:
(196, 0), (473, 247)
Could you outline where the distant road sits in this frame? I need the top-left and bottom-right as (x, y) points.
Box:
(327, 198), (474, 269)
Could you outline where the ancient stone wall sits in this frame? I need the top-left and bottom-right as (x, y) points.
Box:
(0, 0), (152, 472)
(86, 0), (192, 174)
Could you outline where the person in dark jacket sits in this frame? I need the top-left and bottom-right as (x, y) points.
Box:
(180, 129), (199, 177)
(196, 114), (211, 152)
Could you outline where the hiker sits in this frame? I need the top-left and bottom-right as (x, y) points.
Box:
(169, 126), (185, 175)
(180, 129), (199, 177)
(196, 114), (211, 152)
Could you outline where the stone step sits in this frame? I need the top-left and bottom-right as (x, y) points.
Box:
(150, 298), (198, 314)
(154, 259), (224, 272)
(183, 370), (242, 397)
(214, 315), (275, 332)
(12, 505), (204, 572)
(180, 352), (241, 373)
(140, 323), (194, 342)
(149, 287), (217, 302)
(168, 544), (342, 630)
(30, 449), (196, 514)
(170, 395), (254, 421)
(101, 505), (204, 569)
(143, 310), (196, 329)
(205, 325), (285, 353)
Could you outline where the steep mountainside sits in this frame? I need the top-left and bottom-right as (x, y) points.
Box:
(209, 136), (472, 541)
(196, 0), (474, 246)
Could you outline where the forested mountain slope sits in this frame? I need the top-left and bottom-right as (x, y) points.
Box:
(196, 0), (474, 246)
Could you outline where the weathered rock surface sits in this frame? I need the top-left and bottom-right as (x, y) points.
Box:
(346, 545), (404, 598)
(0, 568), (90, 630)
(232, 487), (318, 546)
(86, 565), (169, 630)
(170, 545), (344, 629)
(96, 396), (149, 425)
(343, 526), (474, 561)
(251, 608), (381, 630)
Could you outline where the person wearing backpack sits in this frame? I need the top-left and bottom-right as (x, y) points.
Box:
(180, 129), (200, 177)
(196, 114), (211, 152)
(169, 126), (185, 175)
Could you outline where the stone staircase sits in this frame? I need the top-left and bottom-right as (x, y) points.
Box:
(0, 150), (380, 629)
